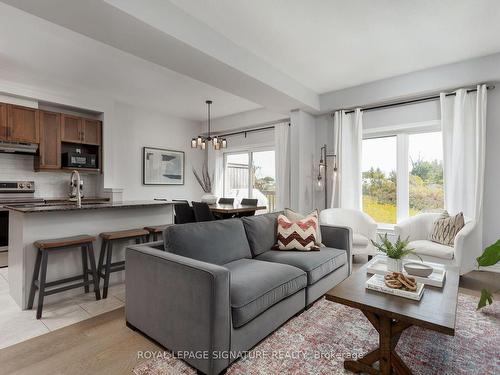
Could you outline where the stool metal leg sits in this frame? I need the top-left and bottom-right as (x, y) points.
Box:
(36, 251), (49, 319)
(86, 243), (101, 301)
(97, 239), (107, 279)
(102, 241), (113, 299)
(28, 249), (42, 310)
(81, 245), (89, 293)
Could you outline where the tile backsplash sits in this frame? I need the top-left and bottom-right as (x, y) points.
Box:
(0, 154), (98, 198)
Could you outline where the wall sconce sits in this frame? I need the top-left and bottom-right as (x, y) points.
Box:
(317, 144), (337, 207)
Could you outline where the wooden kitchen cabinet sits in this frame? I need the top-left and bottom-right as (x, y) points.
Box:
(0, 103), (6, 140)
(36, 110), (61, 170)
(7, 104), (39, 143)
(61, 114), (82, 143)
(82, 118), (101, 145)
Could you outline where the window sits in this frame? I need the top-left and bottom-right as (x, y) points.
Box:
(362, 130), (443, 225)
(362, 136), (397, 224)
(224, 149), (276, 212)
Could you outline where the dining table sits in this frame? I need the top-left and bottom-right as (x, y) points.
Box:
(208, 203), (267, 216)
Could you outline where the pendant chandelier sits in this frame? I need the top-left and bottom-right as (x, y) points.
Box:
(191, 100), (227, 150)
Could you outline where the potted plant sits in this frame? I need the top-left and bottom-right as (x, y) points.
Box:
(476, 240), (500, 309)
(371, 234), (422, 272)
(193, 158), (217, 204)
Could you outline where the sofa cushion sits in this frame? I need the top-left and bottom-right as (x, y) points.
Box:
(256, 247), (347, 285)
(409, 240), (454, 260)
(353, 233), (369, 247)
(164, 219), (252, 265)
(242, 212), (282, 257)
(284, 208), (323, 244)
(224, 259), (307, 328)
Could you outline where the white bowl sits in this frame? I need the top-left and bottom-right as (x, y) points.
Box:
(404, 262), (433, 277)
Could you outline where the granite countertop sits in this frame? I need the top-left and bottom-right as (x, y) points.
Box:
(5, 200), (173, 213)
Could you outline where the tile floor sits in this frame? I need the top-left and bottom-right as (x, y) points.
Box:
(0, 267), (125, 349)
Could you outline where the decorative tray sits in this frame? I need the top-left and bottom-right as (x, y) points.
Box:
(366, 274), (424, 301)
(366, 256), (446, 288)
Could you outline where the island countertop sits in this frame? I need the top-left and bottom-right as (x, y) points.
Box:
(5, 200), (173, 213)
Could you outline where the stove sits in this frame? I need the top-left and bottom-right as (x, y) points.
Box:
(0, 181), (41, 267)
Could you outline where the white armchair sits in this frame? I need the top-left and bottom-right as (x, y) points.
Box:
(394, 213), (479, 275)
(320, 208), (378, 259)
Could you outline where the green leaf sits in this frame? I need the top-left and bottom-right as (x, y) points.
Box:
(477, 289), (494, 310)
(477, 240), (500, 267)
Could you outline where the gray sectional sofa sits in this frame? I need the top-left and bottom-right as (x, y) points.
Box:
(125, 212), (351, 375)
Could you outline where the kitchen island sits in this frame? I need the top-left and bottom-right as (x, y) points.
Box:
(6, 200), (174, 309)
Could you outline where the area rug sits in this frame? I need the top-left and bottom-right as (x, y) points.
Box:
(133, 293), (500, 375)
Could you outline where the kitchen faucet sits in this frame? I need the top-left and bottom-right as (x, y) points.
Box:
(69, 170), (82, 208)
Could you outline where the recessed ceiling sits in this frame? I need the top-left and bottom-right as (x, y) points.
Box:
(0, 2), (261, 121)
(169, 0), (500, 93)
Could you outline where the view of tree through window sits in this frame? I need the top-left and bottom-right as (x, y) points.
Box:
(362, 136), (397, 224)
(362, 131), (444, 224)
(408, 132), (444, 215)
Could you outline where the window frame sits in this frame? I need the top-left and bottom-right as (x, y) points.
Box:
(362, 120), (442, 228)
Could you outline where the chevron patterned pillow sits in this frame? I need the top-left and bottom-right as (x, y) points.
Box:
(276, 213), (320, 251)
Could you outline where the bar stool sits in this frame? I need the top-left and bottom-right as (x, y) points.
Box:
(98, 228), (149, 299)
(28, 235), (101, 319)
(143, 224), (173, 241)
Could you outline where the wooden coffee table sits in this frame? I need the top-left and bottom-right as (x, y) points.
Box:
(325, 262), (459, 375)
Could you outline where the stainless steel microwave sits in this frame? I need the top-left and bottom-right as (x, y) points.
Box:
(62, 152), (97, 168)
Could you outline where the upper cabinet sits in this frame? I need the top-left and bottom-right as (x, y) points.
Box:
(61, 114), (101, 146)
(0, 103), (6, 140)
(61, 114), (82, 143)
(6, 104), (39, 143)
(37, 110), (61, 170)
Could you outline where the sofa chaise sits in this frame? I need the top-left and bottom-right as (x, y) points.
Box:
(125, 212), (351, 374)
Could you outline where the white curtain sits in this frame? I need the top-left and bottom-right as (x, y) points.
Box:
(274, 122), (291, 210)
(331, 109), (363, 209)
(441, 85), (487, 222)
(207, 148), (224, 197)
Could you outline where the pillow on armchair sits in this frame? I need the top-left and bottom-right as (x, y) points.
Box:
(429, 211), (465, 246)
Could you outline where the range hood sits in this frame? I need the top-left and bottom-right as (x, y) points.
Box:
(0, 140), (38, 154)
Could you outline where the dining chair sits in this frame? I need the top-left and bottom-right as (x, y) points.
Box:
(172, 199), (190, 205)
(218, 198), (235, 205)
(191, 201), (216, 222)
(174, 203), (196, 224)
(237, 198), (258, 217)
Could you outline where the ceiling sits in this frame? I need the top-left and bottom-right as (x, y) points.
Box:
(1, 0), (500, 118)
(0, 2), (261, 121)
(169, 0), (500, 93)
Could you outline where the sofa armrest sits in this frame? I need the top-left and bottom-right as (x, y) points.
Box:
(126, 245), (231, 375)
(320, 224), (352, 274)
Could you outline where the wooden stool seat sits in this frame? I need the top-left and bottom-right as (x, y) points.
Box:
(29, 235), (100, 319)
(98, 228), (149, 299)
(144, 224), (173, 241)
(34, 235), (96, 249)
(144, 224), (172, 233)
(99, 228), (149, 240)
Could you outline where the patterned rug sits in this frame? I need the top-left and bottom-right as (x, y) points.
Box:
(133, 293), (500, 375)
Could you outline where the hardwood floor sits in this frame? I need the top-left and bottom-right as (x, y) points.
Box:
(0, 259), (498, 375)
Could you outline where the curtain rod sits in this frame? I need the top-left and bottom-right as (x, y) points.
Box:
(341, 84), (495, 115)
(213, 118), (290, 138)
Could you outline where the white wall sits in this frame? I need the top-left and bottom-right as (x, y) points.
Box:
(112, 102), (204, 201)
(316, 53), (500, 248)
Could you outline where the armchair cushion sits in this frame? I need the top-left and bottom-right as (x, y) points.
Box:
(255, 247), (347, 285)
(224, 259), (307, 328)
(409, 240), (454, 260)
